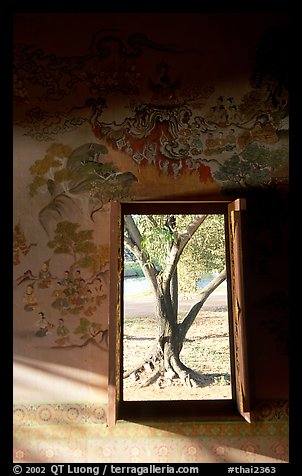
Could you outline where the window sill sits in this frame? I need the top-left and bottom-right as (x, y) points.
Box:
(118, 399), (244, 422)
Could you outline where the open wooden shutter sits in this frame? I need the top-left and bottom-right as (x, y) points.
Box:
(228, 198), (251, 423)
(107, 201), (122, 426)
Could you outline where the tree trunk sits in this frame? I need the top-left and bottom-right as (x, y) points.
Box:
(124, 268), (226, 388)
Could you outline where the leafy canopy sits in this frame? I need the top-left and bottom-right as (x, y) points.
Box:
(130, 214), (226, 295)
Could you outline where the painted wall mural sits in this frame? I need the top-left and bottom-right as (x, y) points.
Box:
(13, 221), (37, 265)
(14, 139), (136, 351)
(14, 219), (109, 349)
(27, 142), (137, 235)
(14, 25), (288, 193)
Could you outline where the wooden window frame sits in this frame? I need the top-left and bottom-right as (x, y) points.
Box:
(108, 198), (251, 426)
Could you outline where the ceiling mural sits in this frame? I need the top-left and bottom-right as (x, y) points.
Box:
(13, 25), (289, 193)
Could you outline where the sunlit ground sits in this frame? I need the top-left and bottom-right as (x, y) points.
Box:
(123, 282), (232, 401)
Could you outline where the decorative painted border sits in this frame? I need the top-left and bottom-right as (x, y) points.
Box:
(13, 403), (289, 462)
(13, 399), (288, 428)
(13, 400), (289, 439)
(13, 403), (106, 426)
(14, 421), (288, 442)
(253, 400), (289, 421)
(13, 436), (289, 464)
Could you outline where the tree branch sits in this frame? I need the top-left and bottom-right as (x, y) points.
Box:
(162, 215), (208, 289)
(124, 215), (158, 293)
(170, 268), (178, 319)
(146, 215), (160, 228)
(178, 214), (208, 254)
(124, 215), (143, 250)
(179, 268), (227, 340)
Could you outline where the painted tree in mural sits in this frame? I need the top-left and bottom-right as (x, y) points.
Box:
(28, 142), (137, 235)
(46, 220), (109, 347)
(213, 143), (289, 189)
(124, 214), (226, 387)
(47, 220), (108, 280)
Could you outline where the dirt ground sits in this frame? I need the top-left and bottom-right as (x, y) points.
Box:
(123, 292), (232, 401)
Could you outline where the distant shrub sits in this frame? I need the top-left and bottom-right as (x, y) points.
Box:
(124, 261), (144, 277)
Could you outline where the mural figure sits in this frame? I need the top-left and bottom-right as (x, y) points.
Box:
(73, 270), (82, 289)
(54, 317), (70, 346)
(13, 221), (37, 265)
(149, 62), (180, 102)
(38, 260), (55, 288)
(14, 216), (109, 348)
(51, 282), (70, 313)
(23, 284), (38, 312)
(58, 270), (72, 286)
(56, 317), (69, 337)
(35, 312), (54, 337)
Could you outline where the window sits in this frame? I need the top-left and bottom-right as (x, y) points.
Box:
(108, 199), (251, 425)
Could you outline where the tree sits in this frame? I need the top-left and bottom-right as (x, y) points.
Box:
(47, 220), (108, 280)
(123, 213), (227, 388)
(213, 143), (288, 190)
(28, 142), (137, 235)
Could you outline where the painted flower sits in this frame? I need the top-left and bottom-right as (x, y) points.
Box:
(93, 406), (105, 422)
(274, 444), (286, 455)
(158, 445), (169, 456)
(65, 406), (81, 423)
(15, 450), (24, 460)
(37, 405), (53, 422)
(130, 446), (140, 457)
(245, 445), (255, 453)
(13, 407), (27, 425)
(187, 446), (197, 456)
(45, 448), (54, 458)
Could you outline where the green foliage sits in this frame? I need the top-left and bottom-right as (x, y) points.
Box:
(46, 143), (73, 158)
(74, 317), (102, 340)
(47, 222), (108, 275)
(178, 214), (225, 295)
(47, 221), (99, 271)
(137, 215), (175, 269)
(53, 168), (73, 183)
(28, 142), (137, 234)
(124, 260), (145, 277)
(28, 143), (73, 196)
(28, 176), (47, 197)
(213, 143), (288, 188)
(29, 157), (62, 176)
(47, 221), (82, 253)
(128, 214), (226, 295)
(77, 255), (96, 269)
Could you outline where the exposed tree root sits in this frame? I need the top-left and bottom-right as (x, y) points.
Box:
(123, 358), (155, 379)
(123, 350), (205, 389)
